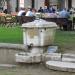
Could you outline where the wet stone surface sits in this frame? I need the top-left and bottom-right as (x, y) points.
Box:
(0, 63), (75, 75)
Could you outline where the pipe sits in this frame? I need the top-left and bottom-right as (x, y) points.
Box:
(27, 43), (33, 49)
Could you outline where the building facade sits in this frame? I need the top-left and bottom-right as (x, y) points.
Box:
(1, 0), (74, 12)
(16, 0), (73, 11)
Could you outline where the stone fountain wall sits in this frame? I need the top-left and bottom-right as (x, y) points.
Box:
(0, 43), (27, 64)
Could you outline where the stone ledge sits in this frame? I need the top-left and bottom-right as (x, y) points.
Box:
(0, 43), (28, 51)
(0, 64), (17, 68)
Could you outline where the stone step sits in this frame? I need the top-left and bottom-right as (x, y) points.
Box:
(62, 57), (75, 63)
(46, 61), (75, 72)
(62, 53), (75, 63)
(62, 53), (75, 58)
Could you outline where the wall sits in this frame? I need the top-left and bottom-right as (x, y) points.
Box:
(24, 0), (31, 8)
(35, 0), (45, 10)
(10, 0), (71, 12)
(72, 0), (75, 8)
(0, 43), (27, 64)
(0, 48), (21, 64)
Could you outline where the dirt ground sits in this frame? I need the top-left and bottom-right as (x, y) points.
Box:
(0, 63), (75, 75)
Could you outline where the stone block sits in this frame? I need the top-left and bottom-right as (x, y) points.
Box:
(15, 52), (32, 63)
(62, 57), (75, 63)
(30, 53), (42, 63)
(62, 53), (75, 58)
(62, 53), (75, 63)
(46, 61), (75, 72)
(15, 52), (42, 63)
(42, 53), (61, 62)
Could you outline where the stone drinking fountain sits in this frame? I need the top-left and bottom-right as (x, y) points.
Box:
(22, 19), (57, 52)
(15, 18), (57, 63)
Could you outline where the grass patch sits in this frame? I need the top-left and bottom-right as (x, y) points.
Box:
(0, 27), (75, 46)
(54, 30), (75, 45)
(54, 30), (75, 52)
(0, 27), (23, 44)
